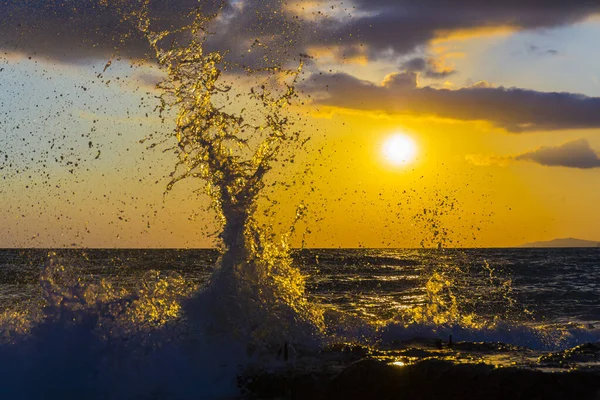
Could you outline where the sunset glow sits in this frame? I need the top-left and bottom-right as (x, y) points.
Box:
(381, 133), (418, 166)
(0, 1), (599, 250)
(0, 3), (600, 399)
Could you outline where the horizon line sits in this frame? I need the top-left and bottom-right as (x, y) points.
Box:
(1, 245), (599, 251)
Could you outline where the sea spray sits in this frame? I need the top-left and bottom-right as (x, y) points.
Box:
(0, 3), (323, 396)
(129, 0), (324, 353)
(401, 260), (523, 329)
(0, 251), (247, 399)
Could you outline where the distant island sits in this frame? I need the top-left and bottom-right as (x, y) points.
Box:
(519, 238), (600, 248)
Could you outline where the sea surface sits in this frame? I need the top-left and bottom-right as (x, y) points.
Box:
(1, 248), (600, 399)
(2, 247), (599, 328)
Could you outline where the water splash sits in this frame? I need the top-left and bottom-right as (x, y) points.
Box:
(0, 4), (323, 395)
(0, 251), (245, 398)
(402, 260), (522, 329)
(128, 1), (323, 352)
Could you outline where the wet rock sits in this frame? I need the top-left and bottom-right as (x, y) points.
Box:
(540, 342), (600, 365)
(326, 359), (600, 400)
(239, 369), (333, 400)
(452, 341), (529, 353)
(390, 337), (443, 349)
(322, 342), (372, 358)
(396, 348), (436, 358)
(242, 358), (600, 399)
(326, 359), (404, 400)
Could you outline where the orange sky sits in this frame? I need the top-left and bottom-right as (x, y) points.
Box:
(1, 3), (600, 248)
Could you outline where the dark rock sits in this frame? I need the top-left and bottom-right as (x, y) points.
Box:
(239, 369), (333, 400)
(322, 343), (371, 357)
(451, 341), (529, 353)
(242, 358), (600, 400)
(326, 359), (600, 400)
(540, 342), (600, 365)
(327, 359), (402, 400)
(396, 348), (435, 358)
(390, 337), (444, 349)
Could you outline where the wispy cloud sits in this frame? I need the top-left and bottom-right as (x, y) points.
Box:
(465, 154), (511, 167)
(515, 139), (600, 169)
(467, 139), (600, 169)
(400, 57), (455, 79)
(527, 45), (560, 57)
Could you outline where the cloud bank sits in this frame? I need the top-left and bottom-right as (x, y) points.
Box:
(303, 72), (600, 132)
(0, 0), (599, 62)
(3, 1), (598, 139)
(316, 0), (599, 60)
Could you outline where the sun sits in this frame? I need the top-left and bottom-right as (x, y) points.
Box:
(381, 133), (418, 166)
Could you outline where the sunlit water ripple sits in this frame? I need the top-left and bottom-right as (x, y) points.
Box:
(2, 247), (599, 330)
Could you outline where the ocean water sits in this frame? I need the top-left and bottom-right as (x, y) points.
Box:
(0, 249), (599, 398)
(3, 248), (599, 328)
(300, 248), (600, 328)
(2, 249), (599, 343)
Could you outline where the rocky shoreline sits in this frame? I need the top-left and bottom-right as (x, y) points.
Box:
(242, 358), (600, 399)
(239, 342), (600, 399)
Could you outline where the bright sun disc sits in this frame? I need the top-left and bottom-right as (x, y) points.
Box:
(382, 133), (417, 166)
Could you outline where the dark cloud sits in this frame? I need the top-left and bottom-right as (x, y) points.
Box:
(0, 0), (228, 61)
(400, 57), (455, 79)
(515, 139), (600, 168)
(1, 0), (598, 63)
(302, 71), (600, 132)
(0, 0), (312, 71)
(402, 57), (427, 72)
(320, 0), (600, 60)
